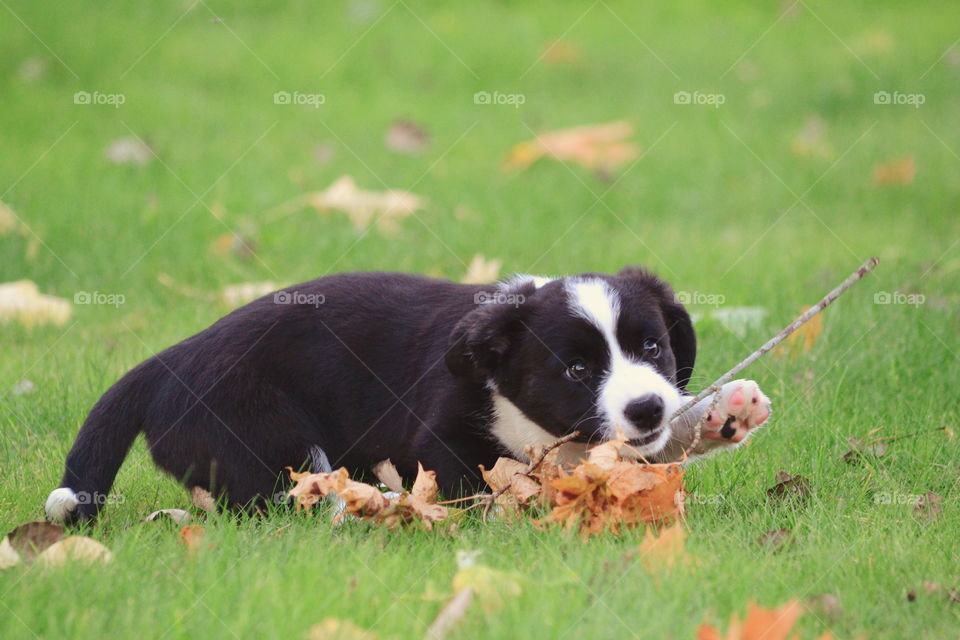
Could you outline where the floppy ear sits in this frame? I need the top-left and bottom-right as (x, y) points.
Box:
(446, 302), (522, 381)
(662, 299), (696, 390)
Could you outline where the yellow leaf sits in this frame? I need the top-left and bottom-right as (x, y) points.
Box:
(309, 175), (424, 233)
(504, 121), (639, 172)
(774, 306), (822, 361)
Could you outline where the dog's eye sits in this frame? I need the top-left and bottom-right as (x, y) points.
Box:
(564, 360), (589, 381)
(643, 338), (661, 358)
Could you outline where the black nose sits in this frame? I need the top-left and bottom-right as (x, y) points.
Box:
(624, 394), (664, 431)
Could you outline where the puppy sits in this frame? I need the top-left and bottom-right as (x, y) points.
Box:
(45, 268), (771, 523)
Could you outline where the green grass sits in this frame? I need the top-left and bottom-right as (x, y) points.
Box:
(1, 1), (958, 638)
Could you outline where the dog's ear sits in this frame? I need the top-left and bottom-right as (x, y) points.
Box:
(662, 298), (696, 390)
(446, 301), (524, 381)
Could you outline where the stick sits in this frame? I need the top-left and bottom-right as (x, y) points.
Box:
(670, 257), (879, 424)
(481, 431), (581, 520)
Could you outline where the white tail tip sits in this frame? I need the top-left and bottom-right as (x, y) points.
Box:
(45, 488), (79, 522)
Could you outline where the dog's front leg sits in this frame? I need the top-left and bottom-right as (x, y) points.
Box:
(654, 379), (772, 462)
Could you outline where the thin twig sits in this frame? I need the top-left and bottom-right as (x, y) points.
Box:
(480, 431), (581, 520)
(670, 257), (879, 425)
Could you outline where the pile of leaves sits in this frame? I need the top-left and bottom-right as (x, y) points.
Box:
(287, 435), (685, 538)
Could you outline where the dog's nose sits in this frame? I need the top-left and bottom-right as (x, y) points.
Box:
(624, 394), (664, 431)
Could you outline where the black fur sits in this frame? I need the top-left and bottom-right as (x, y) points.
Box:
(52, 269), (695, 521)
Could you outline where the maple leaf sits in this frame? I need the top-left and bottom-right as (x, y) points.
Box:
(308, 175), (424, 233)
(479, 457), (542, 514)
(697, 600), (807, 640)
(503, 121), (640, 172)
(872, 156), (915, 186)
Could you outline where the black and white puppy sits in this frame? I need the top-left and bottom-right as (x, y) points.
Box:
(45, 268), (771, 523)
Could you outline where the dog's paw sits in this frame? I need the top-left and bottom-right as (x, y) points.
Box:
(702, 379), (771, 444)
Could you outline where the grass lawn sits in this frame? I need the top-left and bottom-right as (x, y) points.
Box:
(1, 1), (958, 638)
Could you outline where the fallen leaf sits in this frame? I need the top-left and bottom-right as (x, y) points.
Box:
(305, 618), (379, 640)
(767, 471), (812, 504)
(6, 521), (64, 561)
(479, 457), (542, 510)
(0, 538), (22, 570)
(913, 491), (942, 522)
(0, 280), (72, 327)
(806, 593), (842, 622)
(873, 156), (915, 186)
(757, 528), (793, 551)
(210, 231), (258, 262)
(36, 536), (113, 567)
(841, 436), (887, 464)
(372, 459), (405, 493)
(309, 175), (424, 233)
(105, 136), (152, 166)
(504, 121), (639, 172)
(191, 486), (217, 512)
(384, 119), (430, 155)
(540, 39), (585, 66)
(697, 600), (805, 640)
(425, 586), (474, 640)
(144, 509), (192, 525)
(220, 282), (277, 308)
(774, 306), (822, 361)
(631, 523), (688, 573)
(179, 525), (207, 552)
(460, 254), (502, 284)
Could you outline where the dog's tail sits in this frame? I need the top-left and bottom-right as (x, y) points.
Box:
(45, 359), (158, 523)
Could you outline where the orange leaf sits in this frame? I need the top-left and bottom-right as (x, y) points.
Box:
(872, 156), (915, 186)
(503, 121), (639, 172)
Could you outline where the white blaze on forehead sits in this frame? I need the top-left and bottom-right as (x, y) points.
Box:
(565, 278), (680, 454)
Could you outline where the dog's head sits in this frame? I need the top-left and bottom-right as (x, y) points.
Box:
(446, 268), (696, 458)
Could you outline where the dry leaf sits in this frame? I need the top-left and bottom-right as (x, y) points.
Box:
(774, 306), (821, 361)
(144, 509), (192, 525)
(105, 136), (152, 166)
(180, 525), (207, 552)
(0, 280), (72, 327)
(0, 537), (20, 570)
(191, 486), (217, 512)
(697, 600), (804, 640)
(913, 491), (942, 521)
(306, 618), (379, 640)
(872, 156), (915, 186)
(220, 282), (277, 308)
(757, 528), (793, 551)
(806, 594), (843, 622)
(384, 119), (430, 155)
(6, 521), (64, 561)
(372, 459), (405, 493)
(504, 121), (639, 172)
(425, 587), (474, 640)
(309, 176), (424, 233)
(460, 254), (502, 284)
(631, 523), (689, 573)
(36, 536), (113, 567)
(767, 471), (812, 504)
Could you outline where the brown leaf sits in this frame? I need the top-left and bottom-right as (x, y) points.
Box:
(191, 486), (217, 512)
(305, 618), (379, 640)
(0, 280), (72, 328)
(36, 536), (113, 567)
(308, 175), (424, 233)
(179, 525), (207, 552)
(806, 593), (843, 622)
(913, 491), (942, 521)
(697, 600), (805, 640)
(757, 528), (793, 551)
(384, 119), (430, 155)
(503, 121), (639, 172)
(479, 457), (542, 510)
(873, 156), (915, 186)
(767, 471), (812, 503)
(371, 459), (405, 493)
(6, 521), (64, 561)
(841, 437), (887, 464)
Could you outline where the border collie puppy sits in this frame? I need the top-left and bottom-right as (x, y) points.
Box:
(45, 268), (771, 523)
